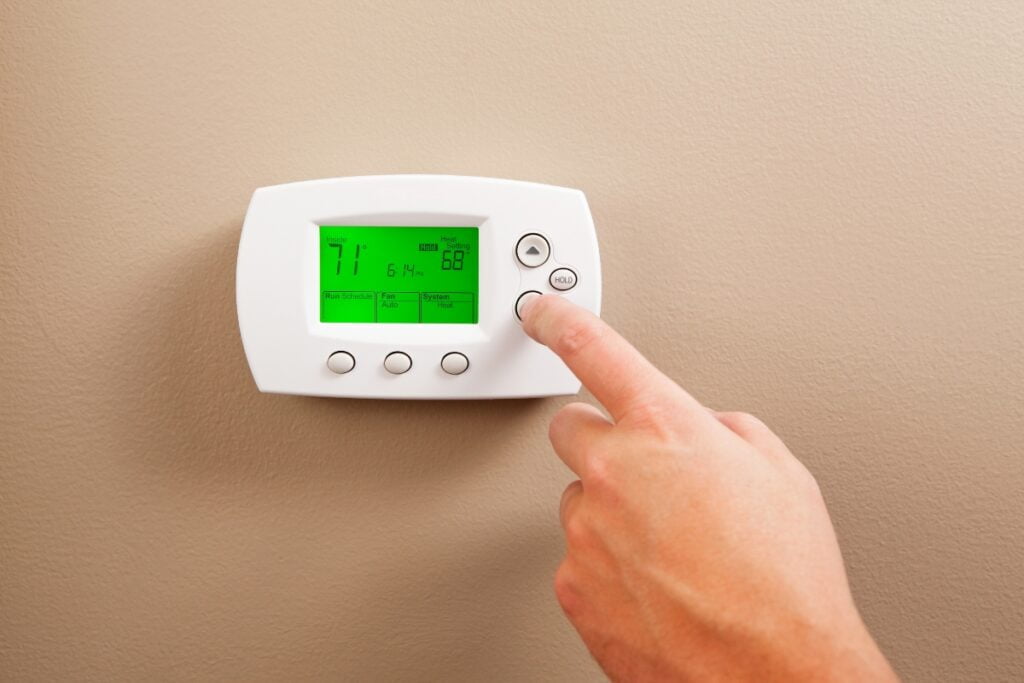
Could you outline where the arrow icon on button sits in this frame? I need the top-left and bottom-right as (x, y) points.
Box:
(526, 246), (540, 255)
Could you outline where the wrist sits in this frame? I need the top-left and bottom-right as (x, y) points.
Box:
(722, 609), (897, 681)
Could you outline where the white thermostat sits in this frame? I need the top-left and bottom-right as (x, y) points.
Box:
(236, 175), (601, 399)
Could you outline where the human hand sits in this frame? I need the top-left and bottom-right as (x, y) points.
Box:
(520, 295), (897, 682)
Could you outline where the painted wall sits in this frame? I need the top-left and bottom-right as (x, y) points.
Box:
(2, 2), (1022, 680)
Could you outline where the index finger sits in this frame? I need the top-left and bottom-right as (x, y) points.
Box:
(521, 294), (705, 425)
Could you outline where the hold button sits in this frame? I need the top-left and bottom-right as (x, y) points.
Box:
(549, 268), (578, 291)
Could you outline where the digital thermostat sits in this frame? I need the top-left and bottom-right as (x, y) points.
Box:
(236, 175), (601, 399)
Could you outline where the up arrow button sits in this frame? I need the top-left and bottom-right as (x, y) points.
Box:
(516, 233), (550, 268)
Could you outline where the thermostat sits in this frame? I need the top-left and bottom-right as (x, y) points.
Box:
(236, 175), (601, 399)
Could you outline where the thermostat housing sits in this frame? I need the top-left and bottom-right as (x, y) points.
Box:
(236, 175), (601, 399)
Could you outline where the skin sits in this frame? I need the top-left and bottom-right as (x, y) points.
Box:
(520, 294), (898, 683)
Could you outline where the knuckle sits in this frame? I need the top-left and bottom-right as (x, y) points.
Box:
(803, 470), (823, 498)
(624, 400), (685, 443)
(582, 453), (627, 508)
(626, 399), (674, 431)
(563, 515), (589, 548)
(791, 460), (822, 498)
(730, 411), (768, 434)
(549, 403), (586, 438)
(559, 481), (582, 524)
(550, 318), (603, 361)
(553, 563), (580, 616)
(582, 451), (615, 492)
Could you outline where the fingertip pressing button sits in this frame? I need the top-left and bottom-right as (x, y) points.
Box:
(326, 351), (356, 374)
(515, 290), (542, 321)
(384, 351), (412, 374)
(515, 233), (550, 268)
(440, 352), (469, 375)
(549, 267), (578, 291)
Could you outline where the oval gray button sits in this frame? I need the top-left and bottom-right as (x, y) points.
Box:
(384, 351), (412, 374)
(326, 351), (356, 374)
(549, 268), (578, 291)
(441, 352), (469, 375)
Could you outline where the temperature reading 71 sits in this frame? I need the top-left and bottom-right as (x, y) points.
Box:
(330, 243), (365, 275)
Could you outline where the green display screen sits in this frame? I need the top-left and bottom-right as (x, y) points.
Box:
(319, 226), (479, 324)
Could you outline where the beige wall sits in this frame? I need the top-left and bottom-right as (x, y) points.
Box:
(2, 2), (1022, 680)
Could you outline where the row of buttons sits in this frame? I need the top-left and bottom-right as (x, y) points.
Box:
(514, 233), (578, 320)
(327, 351), (469, 376)
(513, 235), (577, 288)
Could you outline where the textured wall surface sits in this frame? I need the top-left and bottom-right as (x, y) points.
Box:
(2, 2), (1022, 681)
